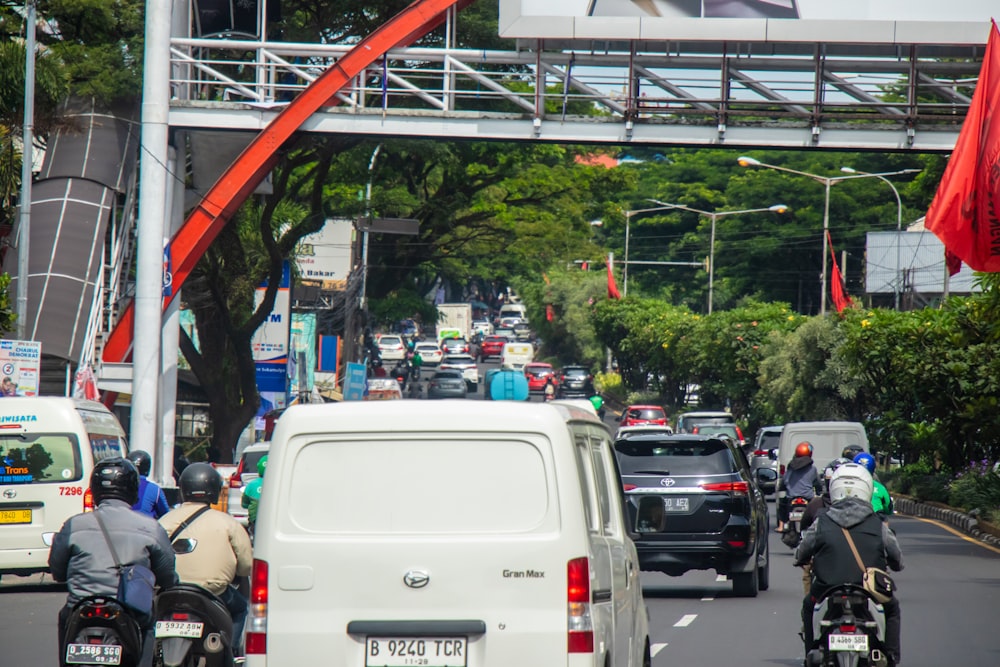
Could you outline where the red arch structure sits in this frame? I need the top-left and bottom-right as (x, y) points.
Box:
(101, 0), (470, 365)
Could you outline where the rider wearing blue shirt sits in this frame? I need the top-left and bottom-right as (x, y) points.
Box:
(126, 450), (170, 519)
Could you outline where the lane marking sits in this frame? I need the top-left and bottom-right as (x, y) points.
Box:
(673, 614), (697, 627)
(901, 514), (1000, 556)
(651, 643), (667, 657)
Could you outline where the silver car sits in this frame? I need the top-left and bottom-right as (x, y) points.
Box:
(439, 353), (480, 391)
(749, 425), (782, 495)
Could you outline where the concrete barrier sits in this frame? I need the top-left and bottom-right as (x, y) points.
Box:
(894, 496), (1000, 547)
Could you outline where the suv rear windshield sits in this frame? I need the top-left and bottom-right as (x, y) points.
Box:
(630, 408), (665, 420)
(524, 367), (552, 377)
(563, 368), (589, 377)
(615, 438), (737, 476)
(0, 434), (82, 484)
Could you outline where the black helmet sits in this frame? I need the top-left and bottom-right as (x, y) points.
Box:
(125, 450), (152, 476)
(91, 457), (140, 505)
(842, 444), (865, 460)
(178, 463), (223, 504)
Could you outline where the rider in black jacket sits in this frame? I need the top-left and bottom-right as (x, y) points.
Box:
(49, 457), (178, 665)
(794, 463), (904, 665)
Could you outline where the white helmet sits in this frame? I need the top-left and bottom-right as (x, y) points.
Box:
(829, 463), (874, 503)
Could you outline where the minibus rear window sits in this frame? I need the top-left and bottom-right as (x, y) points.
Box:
(288, 439), (550, 534)
(0, 434), (82, 484)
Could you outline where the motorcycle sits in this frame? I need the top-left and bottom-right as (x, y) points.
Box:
(806, 584), (891, 667)
(61, 595), (144, 667)
(153, 537), (238, 667)
(782, 495), (811, 548)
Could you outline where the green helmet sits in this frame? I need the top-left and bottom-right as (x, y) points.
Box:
(257, 454), (268, 478)
(589, 395), (604, 412)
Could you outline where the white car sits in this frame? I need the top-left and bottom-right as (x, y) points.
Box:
(472, 319), (493, 337)
(414, 341), (443, 366)
(227, 442), (270, 526)
(376, 334), (406, 361)
(439, 353), (479, 391)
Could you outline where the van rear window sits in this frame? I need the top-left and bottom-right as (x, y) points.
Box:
(0, 434), (82, 484)
(287, 439), (549, 534)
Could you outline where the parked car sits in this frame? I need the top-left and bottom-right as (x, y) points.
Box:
(620, 404), (668, 427)
(556, 365), (595, 398)
(414, 341), (443, 366)
(478, 335), (508, 361)
(750, 425), (783, 495)
(673, 410), (735, 434)
(523, 362), (558, 394)
(613, 432), (773, 597)
(439, 353), (480, 391)
(376, 334), (407, 362)
(440, 337), (471, 356)
(426, 369), (469, 399)
(228, 442), (270, 526)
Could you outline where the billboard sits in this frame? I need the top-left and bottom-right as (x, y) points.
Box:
(499, 0), (995, 45)
(0, 340), (41, 397)
(295, 218), (354, 286)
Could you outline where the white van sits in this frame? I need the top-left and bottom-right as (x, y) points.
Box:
(0, 397), (129, 579)
(498, 303), (528, 323)
(777, 421), (869, 475)
(499, 342), (534, 371)
(247, 401), (651, 667)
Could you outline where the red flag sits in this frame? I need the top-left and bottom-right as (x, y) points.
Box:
(607, 256), (621, 299)
(546, 304), (554, 322)
(925, 21), (1000, 272)
(945, 249), (963, 276)
(827, 231), (850, 313)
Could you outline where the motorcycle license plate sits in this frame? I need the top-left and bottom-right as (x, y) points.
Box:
(789, 510), (805, 521)
(155, 620), (204, 638)
(65, 643), (122, 665)
(365, 637), (467, 666)
(829, 634), (869, 652)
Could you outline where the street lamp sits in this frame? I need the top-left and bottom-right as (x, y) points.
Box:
(647, 200), (789, 313)
(737, 157), (920, 315)
(840, 166), (922, 309)
(622, 202), (698, 296)
(359, 143), (382, 313)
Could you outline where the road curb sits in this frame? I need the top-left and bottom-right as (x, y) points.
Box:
(894, 497), (1000, 546)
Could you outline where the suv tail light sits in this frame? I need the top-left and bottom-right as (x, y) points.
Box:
(230, 457), (246, 488)
(753, 449), (768, 456)
(246, 559), (269, 655)
(83, 488), (94, 512)
(701, 481), (749, 497)
(567, 557), (593, 653)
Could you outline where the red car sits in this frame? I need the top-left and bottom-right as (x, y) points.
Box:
(620, 404), (668, 427)
(478, 335), (507, 361)
(523, 362), (557, 393)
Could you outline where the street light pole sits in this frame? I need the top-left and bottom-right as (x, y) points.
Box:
(646, 200), (789, 313)
(840, 167), (921, 310)
(738, 157), (920, 315)
(360, 143), (382, 313)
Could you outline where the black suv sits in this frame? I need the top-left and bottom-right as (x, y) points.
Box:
(613, 433), (774, 597)
(557, 365), (595, 398)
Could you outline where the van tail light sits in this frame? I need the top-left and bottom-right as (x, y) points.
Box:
(753, 449), (768, 456)
(736, 426), (745, 441)
(83, 488), (94, 512)
(701, 481), (749, 497)
(567, 557), (594, 653)
(246, 559), (269, 655)
(230, 458), (245, 488)
(779, 464), (786, 476)
(623, 484), (637, 491)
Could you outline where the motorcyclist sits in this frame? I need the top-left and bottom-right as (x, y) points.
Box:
(159, 463), (253, 655)
(49, 457), (178, 664)
(777, 442), (822, 533)
(241, 454), (267, 532)
(794, 463), (904, 666)
(126, 450), (170, 519)
(411, 348), (423, 380)
(589, 394), (607, 421)
(854, 451), (894, 518)
(797, 457), (849, 595)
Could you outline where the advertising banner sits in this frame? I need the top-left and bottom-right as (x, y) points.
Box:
(0, 340), (41, 397)
(295, 218), (354, 286)
(343, 362), (368, 401)
(499, 0), (995, 45)
(252, 262), (291, 393)
(288, 313), (317, 399)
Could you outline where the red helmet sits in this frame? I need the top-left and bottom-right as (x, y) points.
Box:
(794, 442), (813, 458)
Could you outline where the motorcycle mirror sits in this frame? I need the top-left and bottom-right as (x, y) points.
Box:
(172, 538), (198, 554)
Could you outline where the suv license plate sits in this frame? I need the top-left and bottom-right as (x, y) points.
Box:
(365, 637), (467, 667)
(155, 620), (204, 638)
(663, 497), (689, 512)
(829, 634), (868, 652)
(66, 643), (122, 665)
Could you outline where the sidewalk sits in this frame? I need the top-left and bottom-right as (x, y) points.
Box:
(894, 496), (1000, 547)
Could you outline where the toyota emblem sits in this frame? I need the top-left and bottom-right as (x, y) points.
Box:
(2, 489), (15, 499)
(659, 478), (675, 487)
(403, 570), (430, 589)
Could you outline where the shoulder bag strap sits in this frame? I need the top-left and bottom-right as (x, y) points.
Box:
(168, 505), (212, 542)
(93, 510), (123, 570)
(840, 526), (867, 575)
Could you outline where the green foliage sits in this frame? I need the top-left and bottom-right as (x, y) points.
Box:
(948, 460), (1000, 516)
(595, 371), (624, 402)
(369, 289), (438, 330)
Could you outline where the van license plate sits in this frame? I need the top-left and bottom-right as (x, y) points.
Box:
(829, 634), (868, 651)
(365, 637), (467, 666)
(66, 643), (122, 664)
(0, 509), (31, 524)
(155, 620), (204, 638)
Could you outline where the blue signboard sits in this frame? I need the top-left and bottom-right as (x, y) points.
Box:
(344, 362), (368, 401)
